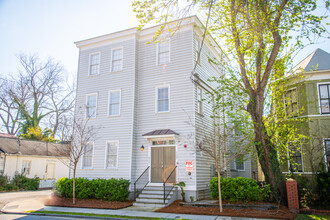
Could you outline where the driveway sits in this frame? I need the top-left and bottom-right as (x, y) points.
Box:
(0, 190), (52, 213)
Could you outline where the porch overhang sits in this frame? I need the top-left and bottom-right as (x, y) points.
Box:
(142, 129), (179, 139)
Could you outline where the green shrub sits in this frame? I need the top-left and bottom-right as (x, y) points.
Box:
(0, 174), (8, 187)
(56, 177), (130, 201)
(11, 173), (39, 190)
(210, 177), (271, 202)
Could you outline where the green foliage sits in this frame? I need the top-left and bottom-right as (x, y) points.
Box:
(56, 177), (130, 202)
(20, 126), (58, 142)
(11, 173), (39, 190)
(175, 181), (186, 202)
(210, 177), (270, 202)
(0, 174), (8, 187)
(315, 171), (330, 208)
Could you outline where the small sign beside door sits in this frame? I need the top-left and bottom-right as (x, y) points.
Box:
(185, 160), (193, 172)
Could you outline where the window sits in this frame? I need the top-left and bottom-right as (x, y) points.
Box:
(284, 88), (298, 116)
(157, 86), (169, 112)
(106, 141), (118, 168)
(319, 84), (330, 114)
(86, 94), (97, 118)
(324, 140), (330, 172)
(89, 53), (100, 75)
(288, 145), (303, 172)
(158, 41), (170, 65)
(195, 38), (200, 63)
(197, 87), (203, 114)
(0, 153), (4, 174)
(22, 160), (31, 175)
(108, 90), (121, 116)
(83, 143), (93, 169)
(235, 155), (244, 171)
(111, 48), (123, 72)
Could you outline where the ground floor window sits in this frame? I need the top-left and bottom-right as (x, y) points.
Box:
(235, 155), (245, 171)
(288, 145), (303, 172)
(325, 140), (330, 172)
(22, 160), (31, 175)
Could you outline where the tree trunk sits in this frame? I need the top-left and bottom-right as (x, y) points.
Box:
(247, 92), (285, 202)
(216, 166), (223, 212)
(73, 167), (76, 205)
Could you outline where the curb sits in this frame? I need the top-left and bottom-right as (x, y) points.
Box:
(1, 211), (178, 220)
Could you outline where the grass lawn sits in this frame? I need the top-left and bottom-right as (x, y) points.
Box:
(32, 210), (188, 220)
(296, 214), (330, 220)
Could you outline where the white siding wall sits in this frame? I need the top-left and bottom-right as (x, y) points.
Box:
(75, 38), (136, 180)
(4, 155), (69, 180)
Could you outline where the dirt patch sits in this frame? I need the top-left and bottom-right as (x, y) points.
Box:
(44, 195), (133, 209)
(157, 200), (296, 220)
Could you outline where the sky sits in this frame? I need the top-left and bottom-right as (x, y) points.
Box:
(0, 0), (329, 78)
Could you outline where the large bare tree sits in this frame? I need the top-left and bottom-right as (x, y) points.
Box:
(0, 53), (74, 139)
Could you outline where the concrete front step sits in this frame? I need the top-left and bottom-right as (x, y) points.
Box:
(136, 197), (170, 203)
(141, 190), (174, 195)
(138, 193), (172, 199)
(133, 202), (166, 208)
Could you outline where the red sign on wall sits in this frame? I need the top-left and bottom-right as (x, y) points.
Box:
(185, 160), (193, 172)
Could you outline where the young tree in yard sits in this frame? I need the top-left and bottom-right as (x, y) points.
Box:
(0, 53), (74, 140)
(133, 0), (329, 201)
(64, 109), (98, 205)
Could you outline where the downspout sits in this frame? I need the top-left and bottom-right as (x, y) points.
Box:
(15, 138), (21, 174)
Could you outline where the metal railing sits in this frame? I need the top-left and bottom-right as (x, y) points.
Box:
(133, 166), (150, 200)
(163, 166), (177, 204)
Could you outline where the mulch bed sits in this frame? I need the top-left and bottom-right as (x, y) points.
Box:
(156, 200), (297, 220)
(44, 195), (133, 209)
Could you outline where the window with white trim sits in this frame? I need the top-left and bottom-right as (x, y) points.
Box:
(22, 160), (31, 175)
(319, 84), (330, 114)
(235, 155), (244, 171)
(89, 53), (100, 75)
(324, 140), (330, 172)
(284, 88), (298, 116)
(106, 141), (118, 168)
(111, 48), (123, 72)
(195, 38), (200, 63)
(83, 143), (93, 169)
(158, 41), (170, 65)
(288, 145), (303, 172)
(86, 94), (97, 118)
(109, 90), (121, 116)
(197, 87), (203, 114)
(157, 86), (169, 112)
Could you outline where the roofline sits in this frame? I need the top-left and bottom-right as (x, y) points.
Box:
(292, 49), (317, 71)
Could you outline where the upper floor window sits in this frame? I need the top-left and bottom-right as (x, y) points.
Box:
(288, 145), (303, 172)
(83, 143), (93, 169)
(197, 87), (203, 114)
(319, 84), (330, 114)
(158, 41), (170, 65)
(109, 90), (121, 116)
(284, 88), (298, 116)
(86, 94), (97, 118)
(111, 48), (123, 72)
(22, 160), (31, 175)
(325, 139), (330, 172)
(106, 141), (118, 168)
(89, 53), (100, 76)
(195, 38), (200, 64)
(157, 86), (169, 112)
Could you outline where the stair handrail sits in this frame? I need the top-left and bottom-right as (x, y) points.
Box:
(163, 166), (177, 204)
(134, 166), (150, 200)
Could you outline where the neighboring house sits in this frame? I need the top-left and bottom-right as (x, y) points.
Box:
(0, 134), (70, 180)
(280, 48), (330, 175)
(73, 16), (254, 206)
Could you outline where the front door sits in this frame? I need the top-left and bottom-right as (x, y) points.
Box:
(151, 146), (176, 183)
(46, 163), (55, 179)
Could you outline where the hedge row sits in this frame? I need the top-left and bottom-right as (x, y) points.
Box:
(55, 177), (130, 202)
(210, 177), (271, 202)
(0, 174), (39, 191)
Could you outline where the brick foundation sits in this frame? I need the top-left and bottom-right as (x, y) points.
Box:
(286, 179), (299, 213)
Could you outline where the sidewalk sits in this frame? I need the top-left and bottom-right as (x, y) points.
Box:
(2, 197), (275, 220)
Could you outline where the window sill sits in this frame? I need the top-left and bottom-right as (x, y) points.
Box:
(88, 74), (100, 77)
(81, 168), (93, 170)
(104, 167), (118, 170)
(108, 115), (121, 118)
(156, 111), (170, 114)
(110, 70), (123, 73)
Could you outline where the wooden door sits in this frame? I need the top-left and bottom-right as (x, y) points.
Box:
(151, 147), (175, 183)
(46, 163), (55, 179)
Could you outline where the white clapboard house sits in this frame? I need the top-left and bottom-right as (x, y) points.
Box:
(73, 16), (253, 207)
